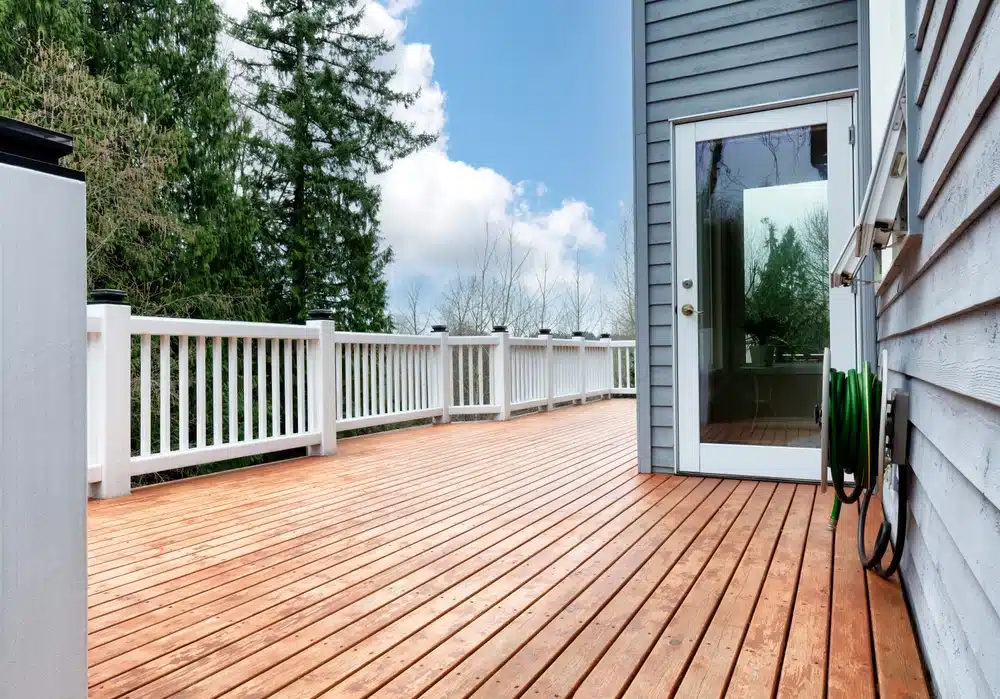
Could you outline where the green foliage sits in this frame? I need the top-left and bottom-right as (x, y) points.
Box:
(84, 0), (267, 321)
(0, 45), (190, 314)
(0, 0), (85, 72)
(231, 0), (437, 326)
(0, 1), (437, 327)
(744, 211), (829, 357)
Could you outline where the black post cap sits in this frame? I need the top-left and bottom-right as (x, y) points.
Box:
(431, 324), (447, 333)
(88, 289), (127, 305)
(600, 332), (611, 339)
(307, 308), (335, 320)
(492, 325), (508, 333)
(572, 330), (585, 337)
(538, 328), (551, 335)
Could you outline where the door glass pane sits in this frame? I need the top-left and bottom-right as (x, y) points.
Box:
(696, 124), (827, 448)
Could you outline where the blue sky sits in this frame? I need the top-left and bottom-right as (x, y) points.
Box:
(403, 1), (632, 239)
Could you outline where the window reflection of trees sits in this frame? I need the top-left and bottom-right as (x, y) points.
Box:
(695, 126), (830, 365)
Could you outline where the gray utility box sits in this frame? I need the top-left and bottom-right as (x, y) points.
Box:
(0, 117), (87, 698)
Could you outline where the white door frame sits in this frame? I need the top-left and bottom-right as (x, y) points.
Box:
(674, 97), (856, 480)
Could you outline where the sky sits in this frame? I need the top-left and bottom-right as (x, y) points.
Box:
(222, 0), (633, 326)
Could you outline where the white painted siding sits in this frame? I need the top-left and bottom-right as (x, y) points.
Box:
(878, 2), (1000, 696)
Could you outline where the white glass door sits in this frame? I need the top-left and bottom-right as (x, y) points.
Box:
(675, 98), (856, 480)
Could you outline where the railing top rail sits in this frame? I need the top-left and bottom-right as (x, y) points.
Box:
(610, 340), (636, 347)
(336, 331), (440, 346)
(128, 315), (319, 340)
(447, 335), (501, 346)
(508, 337), (547, 347)
(552, 338), (582, 348)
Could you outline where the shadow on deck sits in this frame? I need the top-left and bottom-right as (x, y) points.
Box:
(87, 399), (928, 698)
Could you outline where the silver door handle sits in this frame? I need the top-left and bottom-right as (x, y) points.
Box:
(681, 304), (697, 317)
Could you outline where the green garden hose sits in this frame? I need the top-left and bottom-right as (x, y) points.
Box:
(826, 362), (881, 527)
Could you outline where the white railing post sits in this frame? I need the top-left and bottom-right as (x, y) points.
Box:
(574, 331), (587, 405)
(601, 333), (613, 397)
(433, 325), (451, 424)
(88, 290), (132, 499)
(493, 326), (511, 420)
(306, 309), (337, 456)
(538, 328), (554, 411)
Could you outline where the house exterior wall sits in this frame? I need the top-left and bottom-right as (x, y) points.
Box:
(873, 2), (1000, 696)
(632, 0), (860, 473)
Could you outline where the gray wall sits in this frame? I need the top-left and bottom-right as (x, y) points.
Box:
(0, 162), (88, 697)
(877, 2), (1000, 697)
(632, 0), (860, 473)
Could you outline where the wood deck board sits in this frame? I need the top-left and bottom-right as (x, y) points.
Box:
(87, 401), (929, 699)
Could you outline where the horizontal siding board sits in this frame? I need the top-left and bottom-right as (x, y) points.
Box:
(649, 284), (672, 305)
(647, 45), (858, 102)
(649, 303), (673, 327)
(649, 325), (673, 346)
(647, 23), (857, 84)
(878, 201), (1000, 339)
(648, 263), (671, 285)
(651, 407), (674, 427)
(651, 444), (674, 467)
(901, 544), (961, 699)
(647, 141), (671, 164)
(918, 1), (1000, 213)
(647, 121), (671, 143)
(645, 0), (848, 43)
(644, 0), (744, 23)
(650, 386), (673, 407)
(881, 307), (1000, 409)
(650, 347), (673, 367)
(914, 0), (957, 106)
(649, 243), (671, 265)
(649, 222), (671, 244)
(892, 89), (1000, 290)
(650, 366), (672, 387)
(647, 68), (858, 122)
(647, 183), (671, 205)
(906, 428), (1000, 621)
(648, 161), (671, 184)
(887, 374), (1000, 512)
(646, 3), (857, 64)
(902, 520), (994, 699)
(648, 203), (671, 225)
(907, 476), (1000, 696)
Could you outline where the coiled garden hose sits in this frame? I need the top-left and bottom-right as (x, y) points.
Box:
(826, 360), (907, 579)
(827, 362), (881, 523)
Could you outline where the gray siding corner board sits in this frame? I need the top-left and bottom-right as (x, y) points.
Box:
(633, 0), (859, 473)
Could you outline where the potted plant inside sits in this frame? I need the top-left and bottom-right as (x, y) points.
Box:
(743, 304), (781, 367)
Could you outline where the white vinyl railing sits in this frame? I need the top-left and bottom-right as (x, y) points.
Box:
(86, 301), (635, 498)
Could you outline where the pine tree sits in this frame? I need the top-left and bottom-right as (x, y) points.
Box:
(84, 0), (266, 320)
(231, 0), (436, 327)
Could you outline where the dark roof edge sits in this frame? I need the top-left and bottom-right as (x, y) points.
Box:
(0, 117), (82, 181)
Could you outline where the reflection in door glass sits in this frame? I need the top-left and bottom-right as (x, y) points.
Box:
(695, 125), (828, 448)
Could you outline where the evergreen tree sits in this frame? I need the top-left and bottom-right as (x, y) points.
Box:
(231, 0), (436, 327)
(84, 0), (266, 320)
(0, 0), (84, 73)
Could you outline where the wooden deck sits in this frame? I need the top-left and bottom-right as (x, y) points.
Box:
(87, 400), (928, 698)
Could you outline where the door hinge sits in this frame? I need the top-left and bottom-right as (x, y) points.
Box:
(849, 125), (855, 146)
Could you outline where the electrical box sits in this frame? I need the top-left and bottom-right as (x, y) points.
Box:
(0, 117), (88, 697)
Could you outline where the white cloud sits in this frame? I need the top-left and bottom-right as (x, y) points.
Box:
(362, 2), (607, 294)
